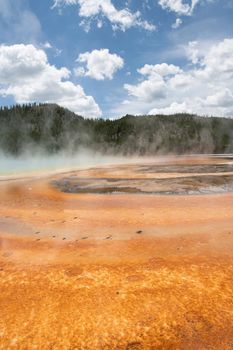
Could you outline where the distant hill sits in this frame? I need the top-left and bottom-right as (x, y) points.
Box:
(0, 103), (233, 155)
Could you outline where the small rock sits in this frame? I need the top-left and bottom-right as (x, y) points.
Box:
(104, 236), (112, 240)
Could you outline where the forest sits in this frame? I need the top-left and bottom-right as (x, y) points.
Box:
(0, 103), (233, 156)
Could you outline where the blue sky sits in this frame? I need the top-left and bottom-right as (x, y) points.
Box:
(0, 0), (233, 118)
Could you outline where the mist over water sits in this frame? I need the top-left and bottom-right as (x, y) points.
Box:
(0, 151), (135, 177)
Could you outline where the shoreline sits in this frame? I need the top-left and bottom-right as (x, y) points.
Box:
(1, 153), (233, 181)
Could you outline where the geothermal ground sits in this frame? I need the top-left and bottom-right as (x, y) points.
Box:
(0, 156), (233, 350)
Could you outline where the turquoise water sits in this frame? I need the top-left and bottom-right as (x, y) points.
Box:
(0, 153), (128, 176)
(0, 151), (229, 176)
(2, 153), (230, 177)
(0, 156), (75, 175)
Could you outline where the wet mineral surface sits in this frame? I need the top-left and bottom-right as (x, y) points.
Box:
(0, 156), (233, 349)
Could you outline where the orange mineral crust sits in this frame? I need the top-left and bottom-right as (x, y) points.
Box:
(0, 157), (233, 349)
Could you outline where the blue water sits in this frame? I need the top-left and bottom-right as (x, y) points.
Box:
(0, 153), (127, 176)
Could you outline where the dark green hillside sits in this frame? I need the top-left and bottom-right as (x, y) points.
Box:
(0, 104), (233, 155)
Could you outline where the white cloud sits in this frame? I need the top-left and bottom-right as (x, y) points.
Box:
(52, 0), (156, 32)
(52, 0), (77, 6)
(74, 66), (86, 77)
(186, 41), (200, 64)
(205, 89), (233, 107)
(199, 39), (233, 78)
(115, 38), (233, 117)
(158, 0), (212, 16)
(149, 102), (190, 114)
(172, 18), (183, 29)
(138, 63), (182, 77)
(124, 63), (182, 103)
(42, 42), (52, 49)
(0, 44), (101, 118)
(75, 49), (124, 80)
(158, 0), (191, 15)
(124, 75), (166, 103)
(169, 72), (193, 88)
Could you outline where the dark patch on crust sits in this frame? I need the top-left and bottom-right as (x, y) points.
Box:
(51, 174), (233, 196)
(126, 341), (142, 349)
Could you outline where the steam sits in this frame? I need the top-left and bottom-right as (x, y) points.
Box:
(0, 149), (140, 177)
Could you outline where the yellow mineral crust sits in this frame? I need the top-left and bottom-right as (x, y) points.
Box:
(0, 157), (233, 349)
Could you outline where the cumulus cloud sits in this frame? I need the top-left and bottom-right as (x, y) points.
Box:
(186, 41), (201, 64)
(138, 63), (182, 77)
(75, 49), (124, 80)
(124, 63), (182, 103)
(52, 0), (156, 32)
(149, 102), (190, 114)
(0, 44), (101, 118)
(158, 0), (212, 16)
(125, 75), (166, 103)
(205, 89), (233, 107)
(117, 38), (233, 117)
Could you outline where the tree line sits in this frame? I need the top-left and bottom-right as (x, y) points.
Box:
(0, 103), (232, 156)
